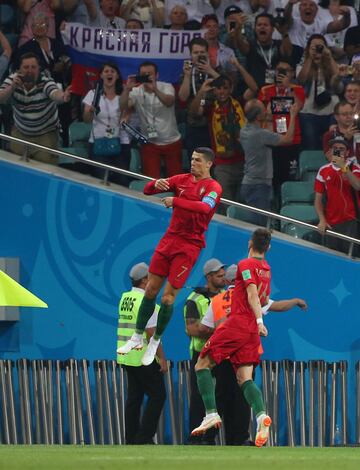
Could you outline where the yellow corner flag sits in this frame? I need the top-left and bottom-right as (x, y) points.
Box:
(0, 270), (48, 308)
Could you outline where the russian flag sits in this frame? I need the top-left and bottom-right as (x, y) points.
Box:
(62, 23), (202, 96)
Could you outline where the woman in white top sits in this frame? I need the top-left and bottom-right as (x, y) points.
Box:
(297, 34), (340, 150)
(83, 62), (131, 186)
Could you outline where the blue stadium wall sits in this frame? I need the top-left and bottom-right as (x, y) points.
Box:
(0, 160), (359, 442)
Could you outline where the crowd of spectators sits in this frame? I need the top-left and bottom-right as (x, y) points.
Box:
(1, 0), (360, 250)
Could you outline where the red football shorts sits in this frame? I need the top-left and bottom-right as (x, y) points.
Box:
(200, 318), (261, 370)
(149, 235), (201, 289)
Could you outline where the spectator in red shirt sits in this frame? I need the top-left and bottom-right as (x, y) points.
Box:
(258, 59), (305, 194)
(322, 101), (360, 163)
(314, 135), (360, 254)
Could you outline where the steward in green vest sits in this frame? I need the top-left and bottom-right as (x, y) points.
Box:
(184, 258), (226, 357)
(117, 288), (159, 367)
(116, 262), (167, 445)
(184, 258), (226, 445)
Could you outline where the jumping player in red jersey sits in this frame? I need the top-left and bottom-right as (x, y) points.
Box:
(117, 147), (222, 366)
(191, 228), (272, 447)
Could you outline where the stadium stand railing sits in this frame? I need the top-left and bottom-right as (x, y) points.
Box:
(0, 131), (359, 257)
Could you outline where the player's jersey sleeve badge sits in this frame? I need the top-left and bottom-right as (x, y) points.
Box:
(242, 269), (251, 281)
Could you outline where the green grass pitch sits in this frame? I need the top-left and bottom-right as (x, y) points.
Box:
(1, 446), (359, 470)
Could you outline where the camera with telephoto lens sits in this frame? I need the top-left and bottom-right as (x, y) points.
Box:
(274, 8), (286, 27)
(315, 44), (324, 54)
(91, 77), (103, 115)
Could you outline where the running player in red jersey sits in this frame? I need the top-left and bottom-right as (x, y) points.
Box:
(118, 147), (222, 366)
(191, 228), (273, 447)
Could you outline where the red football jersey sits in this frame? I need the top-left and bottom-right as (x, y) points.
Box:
(314, 162), (360, 225)
(258, 84), (305, 145)
(144, 174), (222, 247)
(228, 257), (271, 333)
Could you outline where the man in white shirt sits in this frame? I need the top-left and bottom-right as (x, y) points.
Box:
(285, 0), (351, 50)
(90, 0), (126, 29)
(164, 0), (220, 28)
(120, 60), (182, 178)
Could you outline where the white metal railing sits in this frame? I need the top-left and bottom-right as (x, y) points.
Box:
(0, 131), (359, 258)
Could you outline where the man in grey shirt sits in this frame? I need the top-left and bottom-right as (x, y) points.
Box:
(240, 99), (299, 226)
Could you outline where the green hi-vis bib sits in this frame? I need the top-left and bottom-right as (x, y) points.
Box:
(117, 290), (159, 367)
(184, 292), (211, 358)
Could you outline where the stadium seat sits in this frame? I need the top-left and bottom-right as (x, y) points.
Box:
(280, 204), (318, 240)
(299, 150), (326, 181)
(178, 122), (186, 140)
(129, 179), (147, 192)
(280, 181), (315, 206)
(226, 204), (255, 224)
(59, 147), (88, 165)
(129, 147), (142, 173)
(69, 122), (92, 146)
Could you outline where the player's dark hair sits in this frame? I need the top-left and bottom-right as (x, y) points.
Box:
(195, 147), (215, 162)
(251, 228), (271, 253)
(188, 37), (208, 52)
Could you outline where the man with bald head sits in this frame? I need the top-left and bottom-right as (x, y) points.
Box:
(239, 99), (299, 225)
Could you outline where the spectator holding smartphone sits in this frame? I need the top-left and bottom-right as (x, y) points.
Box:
(297, 34), (340, 150)
(323, 101), (360, 164)
(343, 80), (360, 115)
(189, 74), (246, 212)
(120, 61), (182, 178)
(178, 37), (220, 159)
(314, 135), (360, 254)
(258, 59), (305, 194)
